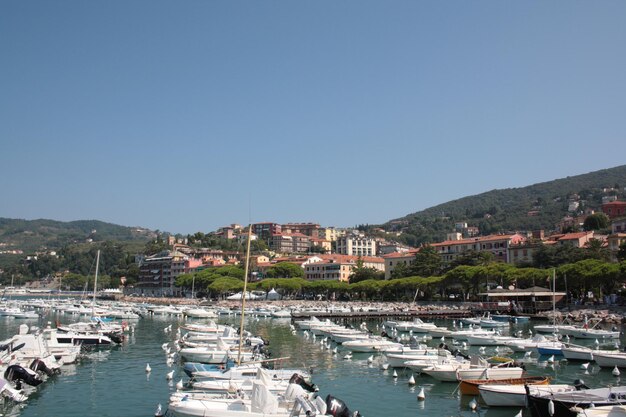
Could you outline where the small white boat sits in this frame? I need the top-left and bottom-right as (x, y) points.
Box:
(342, 338), (403, 353)
(576, 405), (626, 417)
(184, 308), (218, 318)
(479, 384), (574, 407)
(592, 351), (626, 368)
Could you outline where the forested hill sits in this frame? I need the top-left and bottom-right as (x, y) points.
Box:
(0, 218), (155, 254)
(383, 165), (626, 246)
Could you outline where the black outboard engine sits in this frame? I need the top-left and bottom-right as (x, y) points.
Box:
(4, 364), (44, 386)
(438, 342), (470, 360)
(325, 395), (361, 417)
(30, 358), (56, 377)
(289, 373), (318, 392)
(574, 379), (589, 390)
(108, 333), (124, 344)
(381, 331), (391, 339)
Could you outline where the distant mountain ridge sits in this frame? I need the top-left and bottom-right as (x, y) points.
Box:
(383, 165), (626, 246)
(0, 218), (155, 254)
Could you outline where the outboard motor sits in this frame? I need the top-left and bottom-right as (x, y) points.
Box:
(325, 395), (361, 417)
(381, 331), (391, 339)
(30, 359), (56, 377)
(574, 379), (589, 390)
(109, 333), (124, 344)
(289, 373), (318, 392)
(4, 365), (44, 387)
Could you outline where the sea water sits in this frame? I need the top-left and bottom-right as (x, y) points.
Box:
(1, 311), (623, 417)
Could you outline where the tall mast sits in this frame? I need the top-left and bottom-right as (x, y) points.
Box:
(93, 250), (100, 309)
(237, 224), (253, 365)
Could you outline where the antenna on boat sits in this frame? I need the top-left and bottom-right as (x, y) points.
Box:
(93, 250), (101, 316)
(237, 223), (253, 365)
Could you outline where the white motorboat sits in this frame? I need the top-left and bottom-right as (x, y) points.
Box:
(179, 346), (257, 364)
(478, 384), (574, 407)
(342, 338), (403, 352)
(456, 365), (524, 381)
(561, 344), (621, 362)
(184, 308), (218, 318)
(168, 382), (361, 417)
(465, 334), (519, 346)
(566, 327), (620, 340)
(591, 351), (626, 368)
(421, 362), (471, 381)
(575, 405), (626, 417)
(449, 329), (495, 341)
(502, 334), (550, 352)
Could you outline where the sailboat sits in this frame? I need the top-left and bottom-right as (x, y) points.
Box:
(536, 269), (564, 356)
(55, 250), (123, 345)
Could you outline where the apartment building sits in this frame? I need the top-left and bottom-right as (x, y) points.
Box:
(137, 250), (190, 297)
(336, 234), (377, 257)
(304, 254), (384, 282)
(431, 233), (526, 264)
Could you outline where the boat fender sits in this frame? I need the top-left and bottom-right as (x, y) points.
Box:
(548, 399), (555, 416)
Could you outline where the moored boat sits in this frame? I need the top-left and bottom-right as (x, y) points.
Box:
(459, 375), (550, 396)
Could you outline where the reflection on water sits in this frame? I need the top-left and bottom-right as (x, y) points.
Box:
(0, 312), (623, 417)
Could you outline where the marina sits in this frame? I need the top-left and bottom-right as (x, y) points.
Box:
(1, 297), (626, 417)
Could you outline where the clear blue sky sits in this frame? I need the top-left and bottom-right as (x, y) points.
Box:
(2, 1), (625, 235)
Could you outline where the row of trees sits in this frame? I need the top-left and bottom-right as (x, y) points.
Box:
(173, 259), (626, 303)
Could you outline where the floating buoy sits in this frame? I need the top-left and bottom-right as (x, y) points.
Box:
(146, 363), (151, 373)
(547, 355), (555, 364)
(176, 379), (183, 390)
(166, 370), (174, 380)
(613, 366), (621, 377)
(524, 351), (532, 358)
(417, 387), (425, 400)
(580, 362), (590, 370)
(462, 342), (468, 350)
(333, 347), (338, 354)
(469, 398), (477, 411)
(494, 347), (500, 354)
(161, 342), (169, 350)
(548, 399), (555, 416)
(343, 352), (352, 360)
(155, 403), (163, 417)
(408, 375), (416, 385)
(382, 363), (389, 370)
(440, 336), (445, 343)
(479, 347), (486, 354)
(595, 339), (600, 346)
(392, 370), (398, 378)
(367, 355), (374, 363)
(514, 409), (523, 417)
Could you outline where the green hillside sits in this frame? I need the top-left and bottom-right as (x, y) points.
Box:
(383, 165), (626, 246)
(0, 218), (155, 254)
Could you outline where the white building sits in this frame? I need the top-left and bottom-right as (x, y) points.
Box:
(335, 235), (377, 257)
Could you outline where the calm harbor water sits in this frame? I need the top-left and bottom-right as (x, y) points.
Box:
(1, 309), (624, 417)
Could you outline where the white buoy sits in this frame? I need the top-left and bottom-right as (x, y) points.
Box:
(392, 370), (398, 378)
(440, 336), (445, 343)
(417, 387), (425, 400)
(479, 347), (486, 353)
(613, 366), (621, 377)
(462, 342), (468, 349)
(367, 355), (374, 363)
(595, 339), (600, 346)
(580, 362), (590, 370)
(343, 352), (352, 360)
(155, 403), (163, 417)
(514, 409), (523, 417)
(524, 351), (532, 358)
(382, 363), (389, 370)
(146, 363), (152, 373)
(161, 342), (169, 350)
(176, 379), (183, 390)
(333, 347), (338, 354)
(547, 355), (555, 364)
(408, 375), (416, 385)
(469, 398), (477, 411)
(548, 399), (555, 416)
(166, 370), (174, 380)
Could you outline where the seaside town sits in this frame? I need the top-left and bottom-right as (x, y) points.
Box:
(3, 2), (626, 416)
